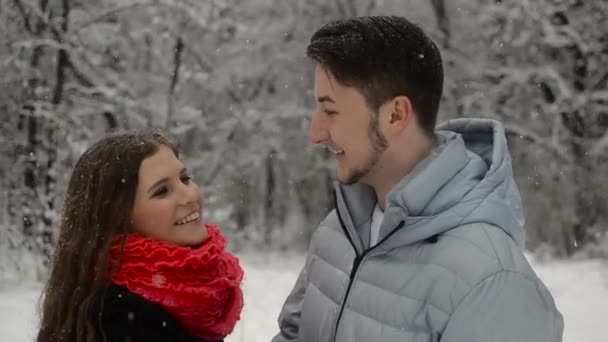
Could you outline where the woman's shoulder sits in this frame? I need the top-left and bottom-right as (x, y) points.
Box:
(100, 284), (210, 342)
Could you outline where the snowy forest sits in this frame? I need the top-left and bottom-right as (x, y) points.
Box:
(1, 0), (607, 281)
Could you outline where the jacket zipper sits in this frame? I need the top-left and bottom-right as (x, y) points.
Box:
(331, 195), (405, 341)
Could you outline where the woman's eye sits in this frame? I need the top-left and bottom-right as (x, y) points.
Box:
(324, 109), (337, 116)
(181, 175), (192, 184)
(153, 187), (168, 197)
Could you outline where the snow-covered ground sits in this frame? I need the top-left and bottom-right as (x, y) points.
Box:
(1, 253), (606, 342)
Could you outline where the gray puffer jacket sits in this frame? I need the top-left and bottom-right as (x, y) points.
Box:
(272, 119), (564, 342)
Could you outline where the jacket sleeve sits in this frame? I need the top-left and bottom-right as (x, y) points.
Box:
(441, 271), (564, 342)
(271, 257), (310, 342)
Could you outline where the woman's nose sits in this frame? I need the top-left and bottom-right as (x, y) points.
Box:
(178, 182), (201, 207)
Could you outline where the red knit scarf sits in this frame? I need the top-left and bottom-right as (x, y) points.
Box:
(109, 224), (244, 341)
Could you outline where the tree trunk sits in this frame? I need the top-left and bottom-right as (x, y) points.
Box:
(430, 0), (451, 48)
(263, 150), (276, 247)
(166, 35), (184, 129)
(567, 139), (599, 254)
(51, 0), (70, 105)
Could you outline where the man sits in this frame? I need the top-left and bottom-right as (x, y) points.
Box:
(272, 16), (563, 342)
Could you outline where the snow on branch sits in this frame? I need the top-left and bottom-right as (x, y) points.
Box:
(11, 38), (72, 52)
(488, 65), (573, 99)
(590, 131), (608, 157)
(75, 0), (221, 33)
(503, 122), (572, 162)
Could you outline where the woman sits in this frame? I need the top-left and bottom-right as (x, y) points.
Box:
(37, 130), (243, 342)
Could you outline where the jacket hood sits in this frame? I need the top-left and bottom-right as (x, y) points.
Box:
(336, 118), (525, 251)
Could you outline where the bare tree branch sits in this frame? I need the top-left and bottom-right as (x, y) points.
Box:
(11, 38), (133, 98)
(590, 130), (608, 156)
(11, 0), (49, 33)
(479, 108), (573, 162)
(73, 2), (150, 31)
(503, 122), (573, 162)
(74, 0), (217, 34)
(345, 0), (357, 17)
(488, 66), (573, 98)
(12, 38), (71, 51)
(334, 0), (350, 18)
(165, 26), (214, 73)
(185, 120), (240, 187)
(430, 0), (451, 48)
(12, 0), (33, 33)
(362, 0), (378, 14)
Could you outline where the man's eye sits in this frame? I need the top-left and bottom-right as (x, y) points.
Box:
(324, 109), (338, 116)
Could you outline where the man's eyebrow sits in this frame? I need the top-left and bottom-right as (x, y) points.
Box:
(317, 95), (335, 104)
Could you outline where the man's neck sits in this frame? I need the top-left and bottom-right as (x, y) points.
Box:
(371, 168), (408, 211)
(371, 136), (435, 211)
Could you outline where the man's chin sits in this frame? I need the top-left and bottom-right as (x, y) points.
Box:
(337, 170), (362, 185)
(338, 179), (355, 186)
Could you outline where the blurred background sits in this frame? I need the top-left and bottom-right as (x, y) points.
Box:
(0, 1), (606, 341)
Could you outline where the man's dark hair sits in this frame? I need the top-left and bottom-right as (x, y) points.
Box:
(307, 16), (444, 135)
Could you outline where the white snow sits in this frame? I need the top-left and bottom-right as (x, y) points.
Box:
(0, 252), (606, 342)
(0, 281), (39, 342)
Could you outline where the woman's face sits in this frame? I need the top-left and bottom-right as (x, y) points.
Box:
(131, 145), (207, 246)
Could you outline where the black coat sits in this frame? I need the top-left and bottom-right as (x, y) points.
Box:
(99, 284), (220, 342)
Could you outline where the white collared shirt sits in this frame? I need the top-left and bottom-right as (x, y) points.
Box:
(369, 204), (384, 247)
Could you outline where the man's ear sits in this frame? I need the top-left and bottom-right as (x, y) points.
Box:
(387, 96), (414, 133)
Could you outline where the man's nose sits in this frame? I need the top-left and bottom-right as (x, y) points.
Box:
(309, 111), (329, 145)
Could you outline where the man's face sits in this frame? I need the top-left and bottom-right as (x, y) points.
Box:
(310, 65), (388, 185)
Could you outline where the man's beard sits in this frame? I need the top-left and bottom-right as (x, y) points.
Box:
(340, 113), (388, 185)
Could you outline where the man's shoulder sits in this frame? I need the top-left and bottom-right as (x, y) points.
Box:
(306, 209), (351, 255)
(312, 209), (342, 236)
(424, 223), (537, 286)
